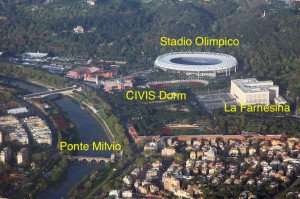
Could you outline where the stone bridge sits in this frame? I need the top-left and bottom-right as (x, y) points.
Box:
(67, 155), (111, 163)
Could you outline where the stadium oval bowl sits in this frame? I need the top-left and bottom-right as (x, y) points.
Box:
(154, 52), (237, 77)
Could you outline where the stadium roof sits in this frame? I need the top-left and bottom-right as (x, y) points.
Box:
(154, 52), (237, 72)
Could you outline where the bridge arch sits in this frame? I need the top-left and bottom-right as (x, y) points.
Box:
(67, 155), (111, 164)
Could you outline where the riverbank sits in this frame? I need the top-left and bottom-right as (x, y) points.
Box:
(0, 64), (133, 198)
(0, 80), (72, 198)
(69, 94), (115, 142)
(37, 96), (111, 198)
(0, 63), (116, 144)
(71, 91), (129, 149)
(0, 75), (110, 198)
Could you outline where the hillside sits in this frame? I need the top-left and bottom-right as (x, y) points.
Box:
(0, 0), (299, 96)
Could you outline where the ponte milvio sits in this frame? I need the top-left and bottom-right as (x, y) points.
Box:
(23, 85), (82, 100)
(67, 155), (112, 164)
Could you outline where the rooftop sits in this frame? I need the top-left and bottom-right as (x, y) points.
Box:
(231, 78), (276, 93)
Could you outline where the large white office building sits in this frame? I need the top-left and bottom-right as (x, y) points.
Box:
(230, 78), (287, 105)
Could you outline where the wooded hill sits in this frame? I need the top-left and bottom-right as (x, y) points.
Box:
(0, 0), (299, 96)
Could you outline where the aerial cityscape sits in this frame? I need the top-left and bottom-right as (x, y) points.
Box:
(0, 0), (300, 199)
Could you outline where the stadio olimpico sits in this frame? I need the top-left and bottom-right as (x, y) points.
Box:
(154, 52), (238, 79)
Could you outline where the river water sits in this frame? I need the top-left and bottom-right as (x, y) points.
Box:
(0, 76), (110, 198)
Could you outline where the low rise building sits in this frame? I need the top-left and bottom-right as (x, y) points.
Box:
(0, 147), (11, 164)
(163, 175), (180, 192)
(108, 190), (120, 199)
(66, 69), (82, 79)
(84, 66), (116, 83)
(144, 142), (158, 152)
(203, 147), (216, 161)
(123, 175), (133, 186)
(24, 116), (52, 145)
(146, 168), (159, 179)
(17, 147), (29, 165)
(46, 65), (65, 74)
(7, 107), (28, 115)
(66, 66), (116, 82)
(0, 116), (29, 145)
(121, 190), (133, 198)
(0, 131), (3, 144)
(102, 78), (133, 92)
(87, 0), (96, 6)
(174, 189), (192, 199)
(161, 147), (176, 157)
(22, 52), (48, 59)
(73, 25), (84, 34)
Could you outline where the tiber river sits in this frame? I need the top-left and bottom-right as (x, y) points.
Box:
(0, 76), (110, 199)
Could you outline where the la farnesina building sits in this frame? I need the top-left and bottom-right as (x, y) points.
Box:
(230, 78), (287, 105)
(154, 52), (237, 78)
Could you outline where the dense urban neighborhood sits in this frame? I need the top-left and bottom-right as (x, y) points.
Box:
(109, 134), (300, 198)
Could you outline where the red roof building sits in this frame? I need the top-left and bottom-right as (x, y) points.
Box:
(66, 70), (83, 79)
(66, 66), (117, 82)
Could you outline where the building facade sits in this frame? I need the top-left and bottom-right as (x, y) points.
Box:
(230, 78), (287, 105)
(102, 78), (133, 92)
(17, 148), (29, 165)
(0, 131), (3, 144)
(0, 147), (11, 164)
(0, 116), (29, 145)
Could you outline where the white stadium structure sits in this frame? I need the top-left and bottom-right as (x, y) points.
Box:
(154, 52), (238, 79)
